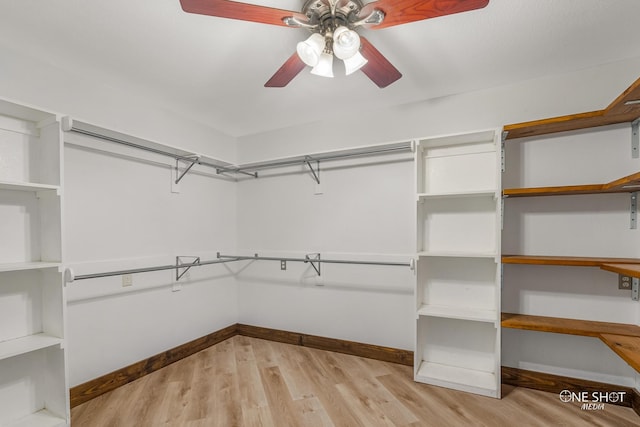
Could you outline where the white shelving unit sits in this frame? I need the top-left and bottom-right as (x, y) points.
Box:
(0, 99), (69, 426)
(414, 130), (502, 398)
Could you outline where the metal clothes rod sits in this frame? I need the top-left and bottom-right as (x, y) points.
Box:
(217, 253), (413, 268)
(231, 142), (413, 174)
(66, 120), (412, 179)
(67, 258), (241, 282)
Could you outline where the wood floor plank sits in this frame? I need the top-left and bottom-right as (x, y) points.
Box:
(293, 396), (335, 427)
(259, 365), (304, 427)
(273, 344), (316, 401)
(71, 335), (640, 427)
(332, 353), (419, 425)
(335, 381), (397, 427)
(241, 405), (276, 427)
(295, 347), (368, 427)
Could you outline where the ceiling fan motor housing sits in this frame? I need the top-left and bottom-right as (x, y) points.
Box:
(302, 0), (365, 33)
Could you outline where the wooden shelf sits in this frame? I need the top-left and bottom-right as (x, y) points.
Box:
(600, 263), (640, 278)
(502, 255), (640, 267)
(600, 334), (640, 373)
(502, 313), (640, 374)
(4, 410), (67, 427)
(503, 171), (640, 197)
(0, 334), (63, 361)
(501, 313), (640, 338)
(502, 255), (640, 279)
(503, 77), (640, 140)
(417, 304), (497, 323)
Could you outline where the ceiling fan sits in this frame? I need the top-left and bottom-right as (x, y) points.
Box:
(179, 0), (489, 88)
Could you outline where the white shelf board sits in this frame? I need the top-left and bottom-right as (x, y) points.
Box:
(417, 251), (498, 259)
(0, 98), (54, 124)
(0, 334), (63, 361)
(0, 181), (60, 193)
(4, 409), (67, 427)
(417, 190), (496, 200)
(417, 304), (497, 323)
(67, 119), (234, 168)
(0, 262), (61, 273)
(416, 361), (497, 397)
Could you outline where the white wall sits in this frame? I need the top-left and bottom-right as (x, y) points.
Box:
(0, 45), (240, 386)
(235, 154), (416, 350)
(236, 56), (640, 384)
(238, 57), (640, 162)
(0, 44), (236, 161)
(64, 133), (238, 385)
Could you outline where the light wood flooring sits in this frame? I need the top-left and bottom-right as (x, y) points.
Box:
(71, 335), (640, 426)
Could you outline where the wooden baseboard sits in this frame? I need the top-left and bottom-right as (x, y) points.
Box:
(502, 366), (638, 414)
(70, 323), (639, 420)
(69, 324), (237, 408)
(69, 323), (412, 407)
(236, 323), (414, 366)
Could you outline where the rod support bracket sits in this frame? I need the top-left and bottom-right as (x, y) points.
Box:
(175, 155), (200, 184)
(305, 253), (321, 276)
(305, 156), (320, 184)
(64, 268), (75, 284)
(176, 256), (200, 281)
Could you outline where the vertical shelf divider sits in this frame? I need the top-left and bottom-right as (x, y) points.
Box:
(0, 98), (69, 426)
(414, 130), (502, 398)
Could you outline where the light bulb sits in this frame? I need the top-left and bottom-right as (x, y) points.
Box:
(333, 26), (360, 60)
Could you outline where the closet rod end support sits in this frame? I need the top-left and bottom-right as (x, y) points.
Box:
(61, 116), (73, 132)
(64, 268), (75, 284)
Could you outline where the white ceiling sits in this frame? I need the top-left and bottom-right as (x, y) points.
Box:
(1, 0), (640, 137)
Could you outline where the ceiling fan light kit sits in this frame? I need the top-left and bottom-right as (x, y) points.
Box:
(288, 1), (373, 79)
(179, 0), (490, 88)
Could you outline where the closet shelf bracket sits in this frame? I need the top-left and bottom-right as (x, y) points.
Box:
(175, 156), (200, 184)
(305, 253), (321, 276)
(501, 131), (508, 172)
(631, 192), (637, 229)
(176, 256), (200, 281)
(632, 119), (639, 159)
(305, 156), (320, 184)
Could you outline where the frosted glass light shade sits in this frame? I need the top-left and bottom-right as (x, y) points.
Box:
(343, 51), (368, 75)
(310, 52), (334, 78)
(333, 26), (360, 60)
(296, 33), (326, 67)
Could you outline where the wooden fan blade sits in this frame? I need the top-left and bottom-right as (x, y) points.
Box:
(264, 52), (306, 88)
(359, 37), (402, 88)
(361, 0), (489, 29)
(180, 0), (304, 26)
